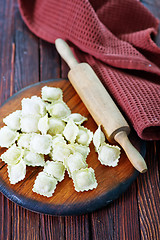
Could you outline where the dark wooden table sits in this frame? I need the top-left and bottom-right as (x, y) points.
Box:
(0, 0), (160, 239)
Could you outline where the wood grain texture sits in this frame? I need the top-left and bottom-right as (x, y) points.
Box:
(39, 40), (61, 81)
(0, 0), (15, 105)
(0, 195), (12, 240)
(0, 1), (41, 240)
(137, 141), (160, 240)
(90, 205), (114, 240)
(65, 215), (90, 240)
(14, 0), (39, 92)
(39, 215), (65, 240)
(90, 181), (140, 240)
(113, 184), (140, 240)
(11, 205), (41, 240)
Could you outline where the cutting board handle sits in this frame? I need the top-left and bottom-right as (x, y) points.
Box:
(55, 39), (78, 69)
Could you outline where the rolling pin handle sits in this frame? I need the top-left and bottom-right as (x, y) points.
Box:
(55, 38), (78, 69)
(114, 131), (147, 173)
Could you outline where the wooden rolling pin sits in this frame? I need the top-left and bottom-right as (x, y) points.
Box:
(55, 38), (147, 173)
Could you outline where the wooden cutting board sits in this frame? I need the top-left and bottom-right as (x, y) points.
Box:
(0, 79), (145, 215)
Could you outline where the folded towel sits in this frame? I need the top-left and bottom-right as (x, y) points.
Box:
(18, 0), (160, 140)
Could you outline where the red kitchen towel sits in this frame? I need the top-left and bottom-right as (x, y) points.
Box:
(18, 0), (160, 140)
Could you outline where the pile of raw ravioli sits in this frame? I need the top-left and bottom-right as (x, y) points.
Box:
(0, 86), (120, 197)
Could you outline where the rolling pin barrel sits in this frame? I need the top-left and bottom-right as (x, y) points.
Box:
(55, 38), (147, 173)
(68, 62), (130, 141)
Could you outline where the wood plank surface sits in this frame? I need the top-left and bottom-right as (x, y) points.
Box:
(65, 215), (90, 240)
(137, 141), (160, 240)
(39, 215), (65, 240)
(90, 178), (140, 240)
(0, 0), (159, 240)
(0, 0), (15, 105)
(0, 1), (41, 240)
(39, 40), (61, 81)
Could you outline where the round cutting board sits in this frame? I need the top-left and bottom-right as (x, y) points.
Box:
(0, 79), (145, 215)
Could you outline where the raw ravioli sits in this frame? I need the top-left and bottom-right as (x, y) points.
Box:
(21, 97), (46, 116)
(33, 172), (57, 197)
(48, 117), (65, 136)
(38, 114), (49, 135)
(63, 119), (79, 143)
(17, 133), (31, 149)
(0, 126), (19, 148)
(63, 113), (87, 125)
(69, 143), (90, 159)
(41, 86), (63, 102)
(93, 125), (105, 152)
(0, 85), (103, 196)
(1, 144), (23, 165)
(21, 98), (40, 116)
(72, 168), (98, 192)
(76, 126), (93, 146)
(31, 96), (46, 116)
(23, 150), (45, 166)
(43, 160), (65, 182)
(51, 142), (71, 162)
(3, 110), (21, 130)
(30, 134), (52, 154)
(46, 100), (71, 119)
(64, 152), (88, 177)
(20, 115), (40, 133)
(52, 134), (66, 147)
(7, 160), (26, 184)
(98, 143), (121, 167)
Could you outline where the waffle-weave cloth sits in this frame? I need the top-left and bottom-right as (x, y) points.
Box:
(18, 0), (160, 140)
